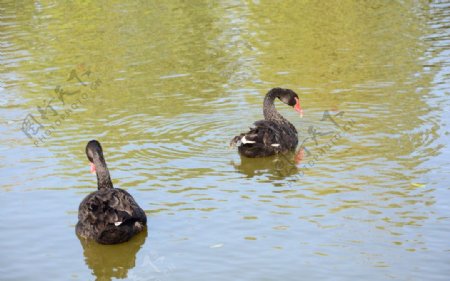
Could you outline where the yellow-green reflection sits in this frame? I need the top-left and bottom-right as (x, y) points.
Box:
(78, 228), (147, 281)
(1, 0), (450, 280)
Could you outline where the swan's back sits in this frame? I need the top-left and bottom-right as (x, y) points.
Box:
(235, 120), (298, 157)
(230, 88), (302, 158)
(76, 188), (147, 244)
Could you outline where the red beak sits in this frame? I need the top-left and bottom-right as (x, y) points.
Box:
(89, 162), (96, 174)
(294, 97), (303, 118)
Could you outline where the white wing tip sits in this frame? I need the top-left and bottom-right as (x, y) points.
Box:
(114, 221), (122, 226)
(242, 136), (256, 144)
(271, 144), (280, 147)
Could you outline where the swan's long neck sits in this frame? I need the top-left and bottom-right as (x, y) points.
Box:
(263, 90), (286, 122)
(93, 154), (113, 190)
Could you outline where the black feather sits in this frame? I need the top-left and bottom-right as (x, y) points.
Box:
(76, 140), (147, 244)
(231, 88), (299, 158)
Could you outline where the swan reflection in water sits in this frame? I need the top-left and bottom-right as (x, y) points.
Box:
(231, 149), (303, 180)
(78, 228), (147, 281)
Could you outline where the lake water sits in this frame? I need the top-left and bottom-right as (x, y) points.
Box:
(1, 1), (450, 280)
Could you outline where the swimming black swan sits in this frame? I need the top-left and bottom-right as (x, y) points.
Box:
(76, 140), (147, 244)
(230, 88), (303, 157)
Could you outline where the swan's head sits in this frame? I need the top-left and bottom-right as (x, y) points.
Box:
(274, 88), (303, 117)
(85, 140), (103, 174)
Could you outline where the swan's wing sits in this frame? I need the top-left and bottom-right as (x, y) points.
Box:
(77, 189), (146, 237)
(230, 120), (298, 157)
(231, 120), (281, 147)
(97, 189), (146, 226)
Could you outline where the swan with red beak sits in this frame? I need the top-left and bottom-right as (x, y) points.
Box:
(77, 140), (147, 244)
(230, 88), (303, 158)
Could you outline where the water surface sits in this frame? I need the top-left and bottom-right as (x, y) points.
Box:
(1, 1), (450, 280)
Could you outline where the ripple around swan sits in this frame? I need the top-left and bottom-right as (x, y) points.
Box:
(3, 2), (450, 280)
(119, 112), (241, 163)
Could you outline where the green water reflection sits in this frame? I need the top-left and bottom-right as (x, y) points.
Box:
(78, 229), (147, 281)
(1, 1), (450, 281)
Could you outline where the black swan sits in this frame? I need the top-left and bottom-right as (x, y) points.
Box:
(76, 140), (147, 244)
(230, 88), (303, 157)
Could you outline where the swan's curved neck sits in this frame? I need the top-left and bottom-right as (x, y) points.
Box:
(93, 155), (113, 190)
(263, 91), (285, 122)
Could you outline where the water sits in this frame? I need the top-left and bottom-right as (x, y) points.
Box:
(1, 1), (450, 280)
